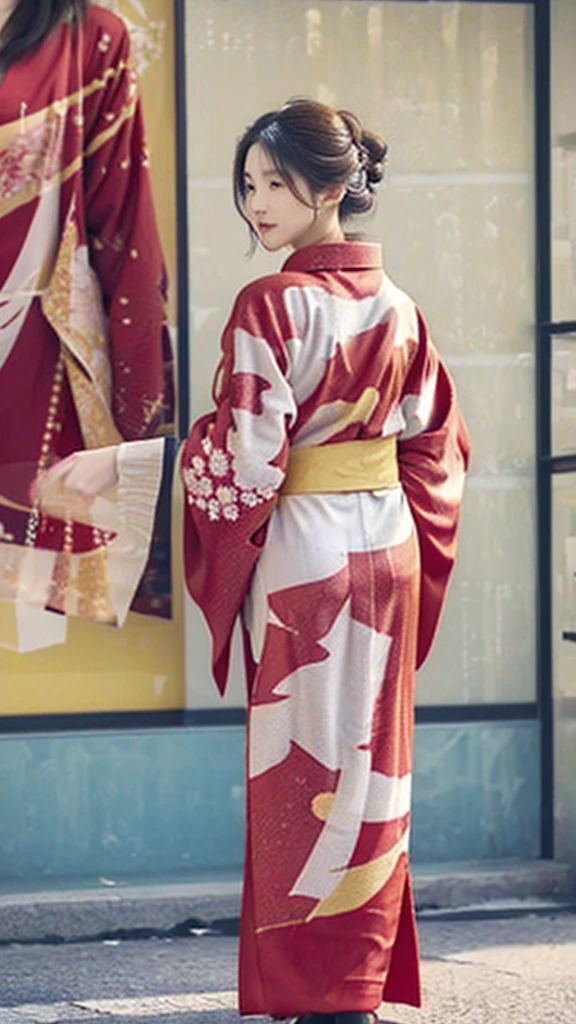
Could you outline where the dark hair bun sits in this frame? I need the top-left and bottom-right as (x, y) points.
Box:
(360, 129), (388, 186)
(337, 110), (388, 218)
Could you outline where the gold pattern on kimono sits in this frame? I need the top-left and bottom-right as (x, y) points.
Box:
(306, 834), (408, 921)
(84, 96), (138, 159)
(47, 551), (72, 613)
(64, 356), (122, 448)
(77, 549), (115, 623)
(141, 392), (164, 430)
(310, 792), (336, 822)
(42, 207), (122, 449)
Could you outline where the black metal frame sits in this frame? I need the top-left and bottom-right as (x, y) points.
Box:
(535, 0), (554, 859)
(174, 0), (190, 437)
(0, 702), (540, 735)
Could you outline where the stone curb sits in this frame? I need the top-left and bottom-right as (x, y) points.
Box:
(413, 858), (575, 910)
(0, 860), (573, 945)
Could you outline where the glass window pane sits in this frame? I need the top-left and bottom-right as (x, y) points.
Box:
(552, 332), (576, 457)
(551, 0), (576, 323)
(185, 0), (536, 708)
(552, 474), (576, 862)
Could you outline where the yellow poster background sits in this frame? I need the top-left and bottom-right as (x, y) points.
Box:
(0, 0), (184, 716)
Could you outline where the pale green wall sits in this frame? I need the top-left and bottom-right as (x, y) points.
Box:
(0, 722), (539, 883)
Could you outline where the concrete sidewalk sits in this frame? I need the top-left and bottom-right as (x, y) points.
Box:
(0, 859), (574, 946)
(0, 901), (574, 1023)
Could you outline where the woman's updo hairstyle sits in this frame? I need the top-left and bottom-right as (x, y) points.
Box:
(233, 98), (388, 234)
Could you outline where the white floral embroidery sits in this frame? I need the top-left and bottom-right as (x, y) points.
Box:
(183, 435), (279, 524)
(196, 476), (213, 498)
(216, 485), (237, 506)
(209, 448), (229, 477)
(207, 499), (220, 521)
(223, 504), (239, 522)
(240, 491), (260, 508)
(182, 469), (212, 499)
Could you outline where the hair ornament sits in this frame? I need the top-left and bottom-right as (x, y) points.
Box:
(346, 146), (369, 196)
(346, 166), (368, 196)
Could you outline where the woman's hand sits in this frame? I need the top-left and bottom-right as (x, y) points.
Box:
(32, 446), (120, 521)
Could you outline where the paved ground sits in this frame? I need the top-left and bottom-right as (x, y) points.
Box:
(0, 909), (574, 1023)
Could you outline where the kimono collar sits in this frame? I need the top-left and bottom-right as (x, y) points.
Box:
(282, 241), (383, 274)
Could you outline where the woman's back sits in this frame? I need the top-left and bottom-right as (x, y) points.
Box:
(271, 243), (421, 451)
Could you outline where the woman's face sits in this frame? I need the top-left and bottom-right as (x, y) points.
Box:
(243, 142), (338, 252)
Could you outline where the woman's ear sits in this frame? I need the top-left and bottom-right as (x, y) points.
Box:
(319, 184), (347, 209)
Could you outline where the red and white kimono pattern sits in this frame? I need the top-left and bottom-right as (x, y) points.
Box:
(182, 242), (470, 1017)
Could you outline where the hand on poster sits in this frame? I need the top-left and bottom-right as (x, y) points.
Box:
(32, 447), (120, 523)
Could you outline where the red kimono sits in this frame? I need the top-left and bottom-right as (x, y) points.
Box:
(181, 242), (470, 1016)
(0, 5), (172, 633)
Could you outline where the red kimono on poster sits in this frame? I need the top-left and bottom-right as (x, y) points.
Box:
(0, 5), (172, 632)
(181, 242), (470, 1017)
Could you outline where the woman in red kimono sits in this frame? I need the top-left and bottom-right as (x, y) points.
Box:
(39, 100), (470, 1023)
(0, 1), (173, 640)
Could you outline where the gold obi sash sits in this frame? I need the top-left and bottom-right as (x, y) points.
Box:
(281, 436), (399, 495)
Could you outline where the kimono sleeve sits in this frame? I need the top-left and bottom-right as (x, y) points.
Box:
(397, 311), (471, 669)
(181, 284), (297, 695)
(82, 13), (174, 440)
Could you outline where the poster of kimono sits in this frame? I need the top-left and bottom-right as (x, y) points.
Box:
(0, 0), (184, 718)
